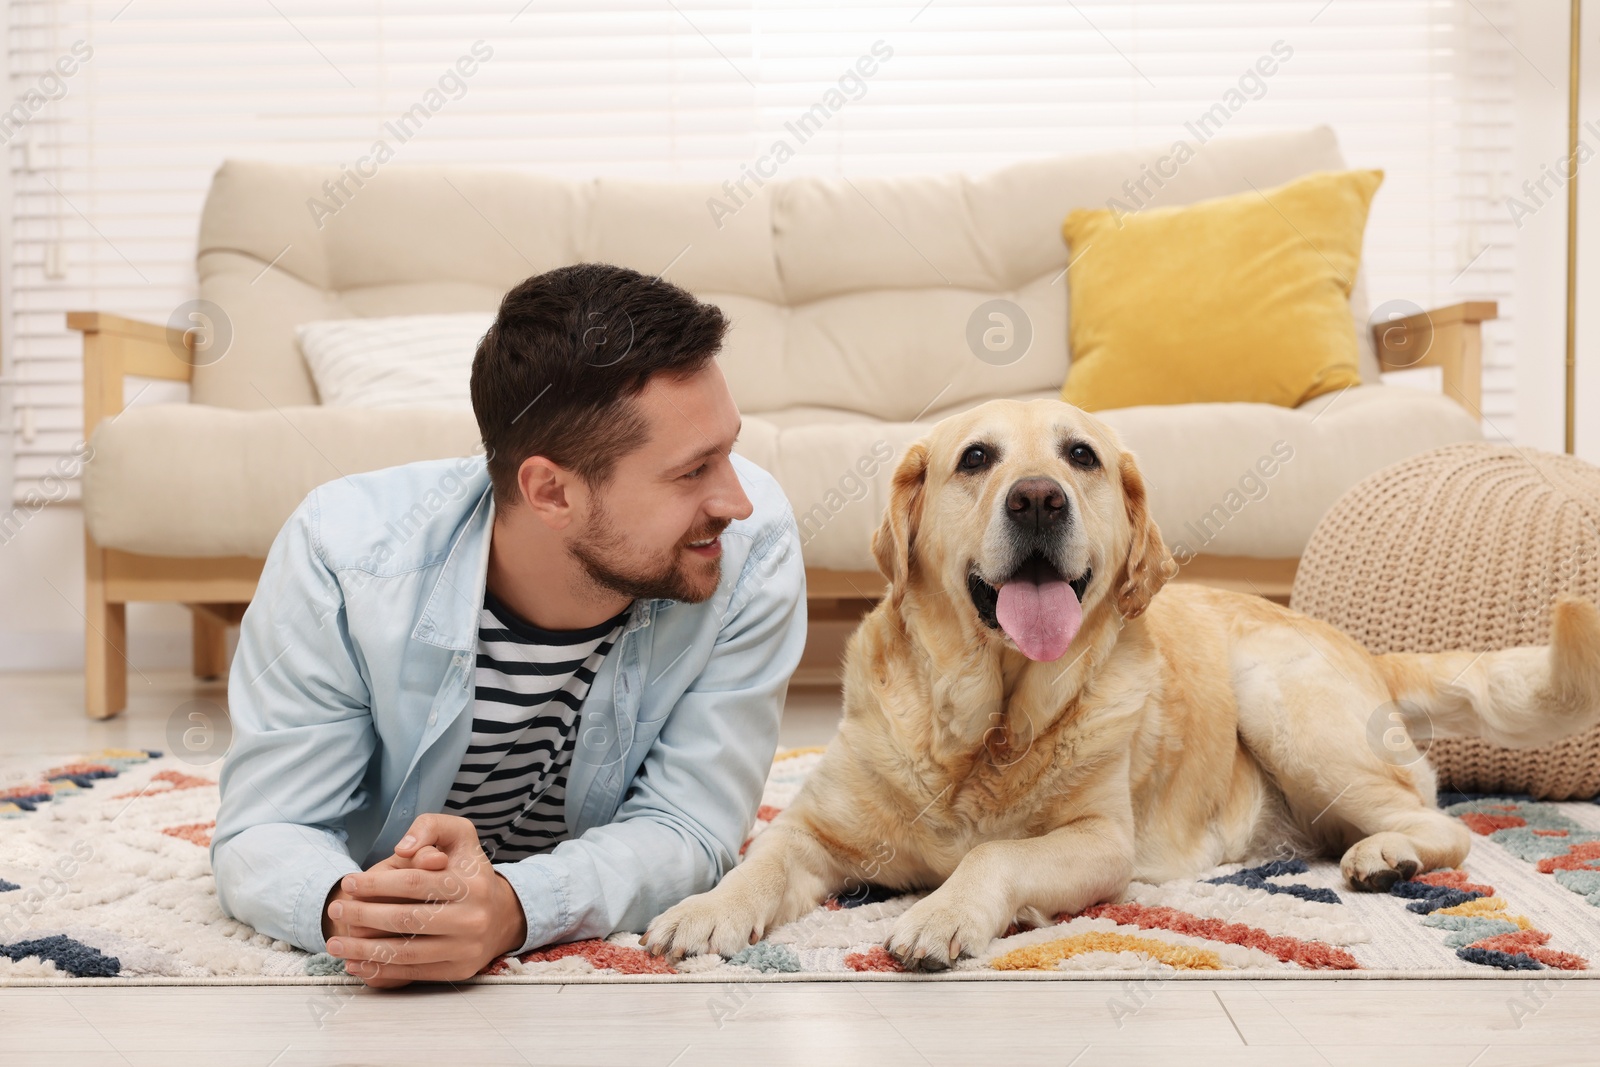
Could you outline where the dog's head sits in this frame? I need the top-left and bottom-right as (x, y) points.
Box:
(871, 398), (1174, 662)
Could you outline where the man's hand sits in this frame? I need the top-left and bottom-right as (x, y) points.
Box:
(322, 814), (529, 987)
(321, 849), (448, 989)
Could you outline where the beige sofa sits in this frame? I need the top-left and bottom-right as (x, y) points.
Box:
(74, 124), (1490, 717)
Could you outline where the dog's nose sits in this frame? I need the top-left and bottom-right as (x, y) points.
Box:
(1005, 477), (1068, 530)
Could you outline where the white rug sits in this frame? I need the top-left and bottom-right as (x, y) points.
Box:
(3, 747), (1599, 985)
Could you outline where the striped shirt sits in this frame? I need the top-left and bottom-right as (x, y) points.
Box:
(444, 589), (630, 862)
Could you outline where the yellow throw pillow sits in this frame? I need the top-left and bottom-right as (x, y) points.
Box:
(1059, 168), (1381, 411)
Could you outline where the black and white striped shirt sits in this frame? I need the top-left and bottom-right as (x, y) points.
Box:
(444, 589), (630, 863)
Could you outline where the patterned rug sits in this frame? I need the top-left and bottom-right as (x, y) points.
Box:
(3, 746), (1599, 986)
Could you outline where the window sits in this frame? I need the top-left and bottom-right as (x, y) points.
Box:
(2, 1), (1516, 500)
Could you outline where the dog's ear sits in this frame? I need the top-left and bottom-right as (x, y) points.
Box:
(871, 441), (930, 606)
(1115, 450), (1175, 619)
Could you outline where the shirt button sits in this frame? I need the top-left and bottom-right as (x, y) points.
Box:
(428, 711), (437, 724)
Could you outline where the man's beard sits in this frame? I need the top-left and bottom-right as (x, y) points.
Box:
(570, 497), (729, 605)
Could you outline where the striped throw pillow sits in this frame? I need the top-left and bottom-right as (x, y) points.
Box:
(295, 312), (495, 408)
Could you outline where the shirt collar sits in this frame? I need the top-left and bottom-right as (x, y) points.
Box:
(411, 472), (497, 652)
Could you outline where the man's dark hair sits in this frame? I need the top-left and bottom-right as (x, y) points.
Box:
(471, 262), (729, 506)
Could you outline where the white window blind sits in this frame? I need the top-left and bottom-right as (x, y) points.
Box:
(3, 0), (1516, 501)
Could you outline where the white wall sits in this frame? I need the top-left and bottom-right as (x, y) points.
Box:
(1579, 0), (1600, 460)
(0, 505), (191, 671)
(1513, 0), (1571, 456)
(1515, 0), (1600, 461)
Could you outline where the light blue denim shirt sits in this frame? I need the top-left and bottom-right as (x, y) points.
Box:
(210, 451), (806, 957)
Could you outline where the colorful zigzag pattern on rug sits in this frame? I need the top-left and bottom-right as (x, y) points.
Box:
(1448, 798), (1600, 909)
(1, 749), (163, 818)
(1387, 868), (1588, 972)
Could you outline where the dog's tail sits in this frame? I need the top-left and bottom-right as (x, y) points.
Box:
(1374, 595), (1600, 749)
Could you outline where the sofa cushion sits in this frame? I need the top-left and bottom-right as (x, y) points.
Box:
(191, 126), (1381, 419)
(86, 387), (1480, 567)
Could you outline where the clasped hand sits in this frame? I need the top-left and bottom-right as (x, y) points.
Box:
(321, 813), (528, 988)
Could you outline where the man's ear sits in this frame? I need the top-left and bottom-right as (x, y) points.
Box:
(518, 455), (575, 529)
(1115, 451), (1175, 619)
(870, 441), (929, 608)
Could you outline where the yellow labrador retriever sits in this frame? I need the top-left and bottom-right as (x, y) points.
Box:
(645, 398), (1600, 970)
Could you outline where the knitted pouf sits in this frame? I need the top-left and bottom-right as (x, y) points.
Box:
(1291, 441), (1600, 800)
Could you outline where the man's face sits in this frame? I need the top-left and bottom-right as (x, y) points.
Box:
(569, 361), (752, 604)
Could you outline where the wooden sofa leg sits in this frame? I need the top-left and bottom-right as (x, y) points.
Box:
(84, 539), (127, 720)
(191, 606), (227, 680)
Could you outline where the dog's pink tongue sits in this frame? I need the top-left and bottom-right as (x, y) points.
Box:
(995, 579), (1082, 662)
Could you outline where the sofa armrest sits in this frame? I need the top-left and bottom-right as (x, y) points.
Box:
(67, 311), (193, 439)
(1370, 300), (1497, 415)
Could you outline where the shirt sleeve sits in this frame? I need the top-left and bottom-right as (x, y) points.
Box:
(492, 518), (807, 955)
(209, 488), (376, 954)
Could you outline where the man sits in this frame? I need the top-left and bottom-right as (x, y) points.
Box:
(211, 263), (806, 987)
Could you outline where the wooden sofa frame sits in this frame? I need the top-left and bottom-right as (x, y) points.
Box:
(70, 301), (1495, 717)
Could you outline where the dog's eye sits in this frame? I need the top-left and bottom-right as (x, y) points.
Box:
(1067, 443), (1100, 469)
(958, 445), (991, 471)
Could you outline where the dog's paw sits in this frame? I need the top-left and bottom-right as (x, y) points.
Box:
(1340, 832), (1422, 892)
(644, 887), (771, 961)
(885, 894), (998, 972)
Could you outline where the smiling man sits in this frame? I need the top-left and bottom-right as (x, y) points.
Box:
(210, 263), (806, 986)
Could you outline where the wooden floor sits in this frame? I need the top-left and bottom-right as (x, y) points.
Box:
(4, 669), (1600, 1067)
